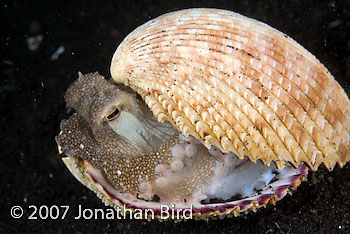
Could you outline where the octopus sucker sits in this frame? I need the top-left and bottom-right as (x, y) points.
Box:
(57, 8), (350, 220)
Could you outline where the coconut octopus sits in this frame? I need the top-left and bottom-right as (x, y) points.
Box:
(56, 8), (350, 220)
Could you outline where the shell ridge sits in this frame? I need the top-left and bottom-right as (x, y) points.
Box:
(124, 8), (350, 123)
(111, 8), (350, 170)
(114, 44), (337, 169)
(132, 81), (212, 146)
(130, 70), (251, 157)
(133, 52), (316, 168)
(125, 24), (348, 142)
(131, 31), (344, 169)
(137, 64), (290, 166)
(115, 8), (350, 118)
(186, 72), (280, 163)
(128, 25), (348, 143)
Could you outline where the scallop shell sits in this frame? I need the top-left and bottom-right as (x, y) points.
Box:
(111, 8), (350, 171)
(57, 8), (350, 221)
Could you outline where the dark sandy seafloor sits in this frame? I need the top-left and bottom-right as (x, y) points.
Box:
(1, 0), (350, 233)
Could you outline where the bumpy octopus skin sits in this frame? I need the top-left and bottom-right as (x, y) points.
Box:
(57, 72), (217, 202)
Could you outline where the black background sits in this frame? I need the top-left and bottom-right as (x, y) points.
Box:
(1, 0), (350, 233)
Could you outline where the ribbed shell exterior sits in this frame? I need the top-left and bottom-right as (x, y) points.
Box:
(111, 8), (350, 170)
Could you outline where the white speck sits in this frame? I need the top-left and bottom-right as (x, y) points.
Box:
(26, 34), (43, 51)
(50, 45), (65, 60)
(68, 130), (71, 134)
(338, 225), (342, 230)
(48, 173), (53, 178)
(79, 143), (84, 149)
(116, 170), (121, 176)
(23, 196), (27, 203)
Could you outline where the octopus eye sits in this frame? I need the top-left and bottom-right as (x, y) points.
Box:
(105, 107), (120, 121)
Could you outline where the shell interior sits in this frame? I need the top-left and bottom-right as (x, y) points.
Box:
(59, 143), (308, 220)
